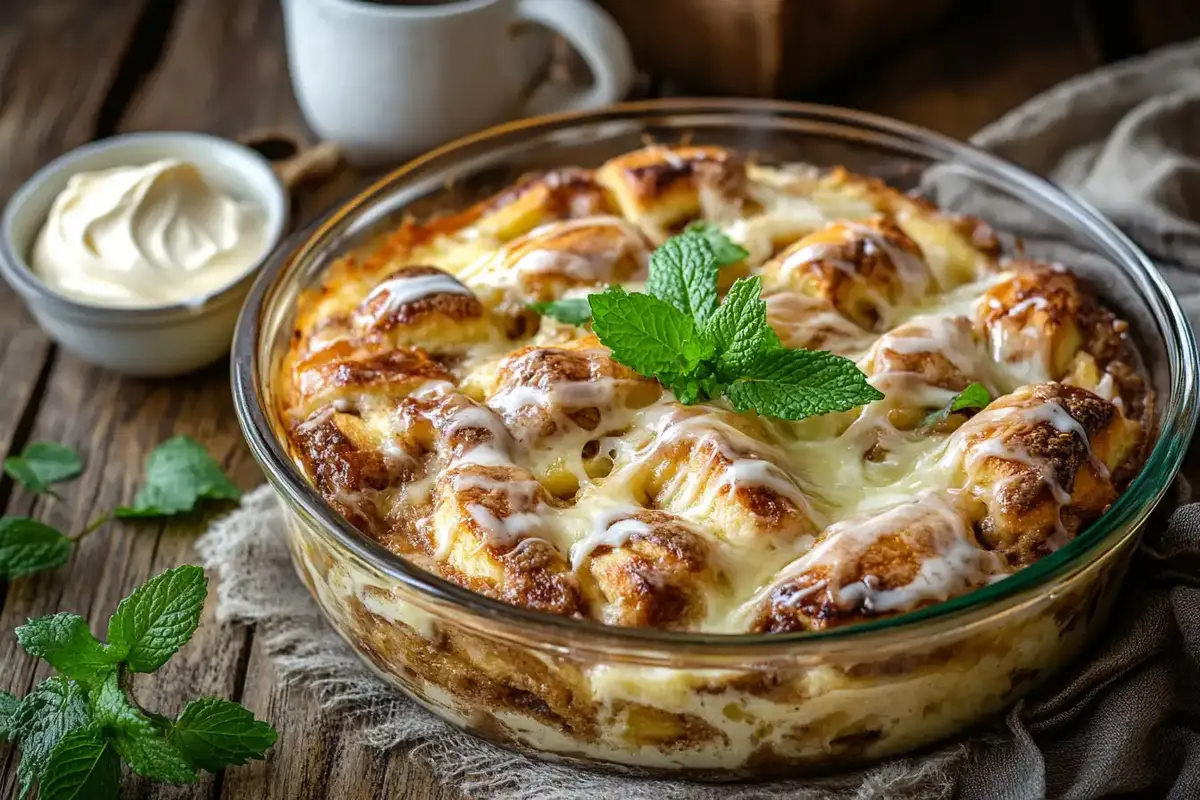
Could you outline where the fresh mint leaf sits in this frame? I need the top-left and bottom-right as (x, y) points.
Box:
(726, 349), (885, 421)
(106, 564), (207, 673)
(646, 233), (720, 326)
(923, 382), (992, 427)
(950, 382), (991, 413)
(116, 731), (197, 784)
(703, 276), (769, 374)
(12, 676), (91, 798)
(684, 221), (748, 266)
(659, 370), (726, 405)
(171, 697), (278, 771)
(0, 691), (18, 740)
(37, 724), (119, 800)
(15, 614), (114, 688)
(115, 436), (241, 518)
(589, 287), (712, 377)
(0, 517), (73, 580)
(4, 443), (83, 497)
(89, 671), (156, 737)
(529, 298), (592, 325)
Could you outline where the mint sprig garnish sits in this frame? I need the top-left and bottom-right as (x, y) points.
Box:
(0, 565), (277, 797)
(646, 233), (721, 326)
(588, 230), (883, 420)
(529, 298), (592, 325)
(924, 382), (991, 427)
(4, 442), (83, 498)
(590, 286), (713, 375)
(685, 221), (749, 266)
(115, 436), (241, 518)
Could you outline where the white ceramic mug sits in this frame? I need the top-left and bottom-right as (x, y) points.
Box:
(282, 0), (635, 167)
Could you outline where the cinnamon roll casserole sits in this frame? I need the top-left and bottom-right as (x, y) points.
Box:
(275, 145), (1150, 772)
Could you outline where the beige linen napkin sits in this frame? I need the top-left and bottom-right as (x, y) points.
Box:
(198, 39), (1200, 799)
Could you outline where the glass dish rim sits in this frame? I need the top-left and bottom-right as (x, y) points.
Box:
(232, 98), (1199, 653)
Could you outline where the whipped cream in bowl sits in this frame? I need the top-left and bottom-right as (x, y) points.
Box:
(0, 132), (289, 376)
(32, 158), (269, 308)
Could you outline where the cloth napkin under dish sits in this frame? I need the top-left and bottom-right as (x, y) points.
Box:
(197, 39), (1200, 800)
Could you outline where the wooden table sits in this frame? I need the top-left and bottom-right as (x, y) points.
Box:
(0, 1), (1196, 797)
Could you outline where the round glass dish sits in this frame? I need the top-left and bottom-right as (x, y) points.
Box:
(232, 100), (1198, 778)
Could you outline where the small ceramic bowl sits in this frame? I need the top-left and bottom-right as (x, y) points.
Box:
(0, 132), (289, 377)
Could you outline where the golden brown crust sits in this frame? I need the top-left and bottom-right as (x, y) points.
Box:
(290, 341), (452, 416)
(583, 510), (718, 629)
(762, 217), (929, 330)
(955, 383), (1142, 565)
(487, 217), (650, 302)
(431, 463), (583, 617)
(484, 336), (661, 443)
(632, 406), (819, 546)
(753, 494), (1005, 633)
(597, 145), (750, 236)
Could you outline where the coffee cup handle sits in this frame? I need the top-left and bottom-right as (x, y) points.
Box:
(515, 0), (634, 114)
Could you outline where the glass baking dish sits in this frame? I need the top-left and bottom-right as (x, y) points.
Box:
(231, 100), (1198, 778)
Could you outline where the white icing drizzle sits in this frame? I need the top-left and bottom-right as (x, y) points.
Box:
(569, 514), (653, 571)
(739, 492), (1005, 624)
(362, 272), (473, 319)
(764, 292), (872, 356)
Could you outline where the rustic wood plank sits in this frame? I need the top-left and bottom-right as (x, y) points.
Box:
(226, 635), (462, 799)
(0, 0), (156, 484)
(823, 0), (1102, 139)
(0, 360), (265, 798)
(224, 637), (400, 800)
(0, 0), (156, 785)
(118, 0), (450, 795)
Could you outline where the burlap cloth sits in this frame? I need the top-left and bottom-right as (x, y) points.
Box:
(197, 40), (1200, 799)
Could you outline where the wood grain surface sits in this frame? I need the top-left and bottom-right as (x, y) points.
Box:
(0, 0), (1195, 797)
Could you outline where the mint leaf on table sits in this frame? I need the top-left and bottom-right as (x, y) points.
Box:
(4, 443), (83, 497)
(89, 671), (156, 736)
(37, 724), (120, 800)
(115, 728), (196, 784)
(725, 348), (884, 421)
(171, 697), (278, 771)
(645, 232), (720, 326)
(684, 221), (749, 266)
(0, 517), (73, 580)
(0, 690), (19, 740)
(923, 381), (992, 427)
(115, 436), (241, 518)
(11, 676), (91, 798)
(106, 564), (207, 673)
(5, 566), (276, 797)
(529, 297), (593, 325)
(589, 287), (712, 376)
(702, 276), (770, 374)
(15, 614), (114, 689)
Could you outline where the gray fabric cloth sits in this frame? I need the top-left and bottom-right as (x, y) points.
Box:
(952, 39), (1200, 799)
(197, 39), (1200, 799)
